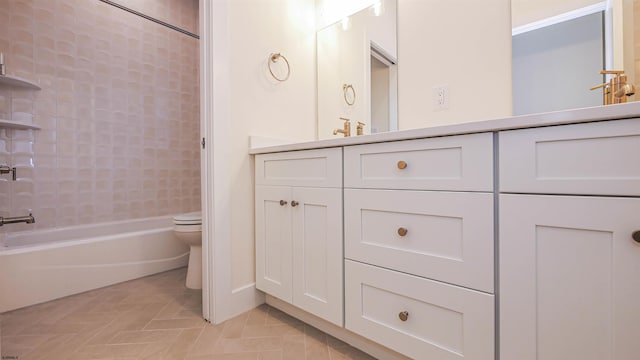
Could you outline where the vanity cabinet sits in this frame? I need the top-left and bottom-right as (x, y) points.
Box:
(252, 113), (640, 360)
(499, 119), (640, 360)
(343, 133), (496, 359)
(255, 148), (343, 326)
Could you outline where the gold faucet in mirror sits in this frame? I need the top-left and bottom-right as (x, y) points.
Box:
(590, 70), (636, 105)
(333, 117), (351, 137)
(356, 122), (365, 136)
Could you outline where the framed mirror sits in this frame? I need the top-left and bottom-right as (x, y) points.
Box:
(316, 0), (397, 139)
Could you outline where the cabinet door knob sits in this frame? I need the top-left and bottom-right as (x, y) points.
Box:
(397, 227), (408, 237)
(398, 311), (409, 321)
(632, 230), (640, 244)
(397, 160), (408, 170)
(291, 200), (299, 207)
(279, 200), (288, 206)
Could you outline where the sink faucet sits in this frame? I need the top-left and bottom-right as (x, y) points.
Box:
(591, 70), (636, 105)
(333, 117), (351, 137)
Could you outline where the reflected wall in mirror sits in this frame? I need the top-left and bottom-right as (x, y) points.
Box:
(511, 0), (640, 115)
(317, 0), (397, 140)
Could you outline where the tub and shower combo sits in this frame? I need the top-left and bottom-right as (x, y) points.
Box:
(0, 216), (190, 313)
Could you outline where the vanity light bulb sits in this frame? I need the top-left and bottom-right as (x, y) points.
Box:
(371, 1), (383, 17)
(341, 16), (351, 31)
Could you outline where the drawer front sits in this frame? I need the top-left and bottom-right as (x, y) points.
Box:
(344, 133), (493, 191)
(345, 189), (494, 293)
(500, 118), (640, 196)
(345, 260), (494, 360)
(256, 148), (342, 188)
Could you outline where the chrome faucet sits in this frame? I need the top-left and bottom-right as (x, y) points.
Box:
(333, 117), (351, 137)
(0, 165), (16, 181)
(591, 70), (636, 105)
(0, 213), (35, 226)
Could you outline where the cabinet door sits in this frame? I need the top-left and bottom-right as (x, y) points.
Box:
(255, 186), (292, 302)
(291, 187), (343, 326)
(500, 195), (640, 360)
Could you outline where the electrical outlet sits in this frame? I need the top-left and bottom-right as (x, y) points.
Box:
(433, 85), (449, 111)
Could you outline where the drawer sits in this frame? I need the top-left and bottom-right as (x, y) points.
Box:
(345, 260), (494, 360)
(500, 118), (640, 196)
(255, 148), (342, 188)
(344, 133), (493, 191)
(345, 189), (494, 293)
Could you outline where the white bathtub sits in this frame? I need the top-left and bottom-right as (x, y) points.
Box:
(0, 216), (190, 313)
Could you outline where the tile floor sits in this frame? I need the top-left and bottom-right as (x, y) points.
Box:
(0, 268), (376, 360)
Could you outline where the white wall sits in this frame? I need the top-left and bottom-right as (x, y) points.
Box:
(202, 0), (316, 323)
(397, 0), (513, 129)
(511, 0), (604, 28)
(229, 0), (317, 290)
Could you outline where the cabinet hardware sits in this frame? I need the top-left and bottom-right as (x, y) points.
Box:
(279, 200), (288, 206)
(397, 227), (408, 237)
(632, 230), (640, 244)
(291, 200), (299, 207)
(398, 311), (409, 321)
(397, 160), (407, 170)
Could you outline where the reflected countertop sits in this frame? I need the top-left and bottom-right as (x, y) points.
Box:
(249, 102), (640, 154)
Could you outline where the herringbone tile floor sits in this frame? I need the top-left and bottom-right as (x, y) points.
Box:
(0, 268), (375, 360)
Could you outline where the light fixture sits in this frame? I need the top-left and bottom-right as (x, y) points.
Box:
(341, 16), (351, 31)
(371, 0), (383, 17)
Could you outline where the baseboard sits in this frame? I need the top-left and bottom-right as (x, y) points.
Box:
(266, 295), (410, 360)
(218, 283), (265, 323)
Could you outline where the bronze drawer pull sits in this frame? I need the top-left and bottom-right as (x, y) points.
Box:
(397, 160), (407, 170)
(632, 230), (640, 244)
(399, 311), (409, 321)
(291, 200), (299, 207)
(279, 200), (288, 206)
(397, 227), (408, 237)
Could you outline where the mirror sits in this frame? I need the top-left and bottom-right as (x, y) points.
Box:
(316, 0), (397, 140)
(316, 1), (638, 138)
(511, 0), (639, 115)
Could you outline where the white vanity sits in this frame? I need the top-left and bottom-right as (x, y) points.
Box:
(251, 103), (640, 360)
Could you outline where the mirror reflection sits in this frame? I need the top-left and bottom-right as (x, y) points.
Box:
(315, 1), (639, 139)
(316, 0), (397, 140)
(511, 0), (639, 115)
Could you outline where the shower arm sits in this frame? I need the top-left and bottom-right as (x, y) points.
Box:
(0, 213), (35, 226)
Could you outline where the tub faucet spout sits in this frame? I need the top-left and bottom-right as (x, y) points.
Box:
(0, 213), (35, 226)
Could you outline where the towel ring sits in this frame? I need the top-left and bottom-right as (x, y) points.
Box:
(343, 84), (356, 106)
(268, 53), (290, 82)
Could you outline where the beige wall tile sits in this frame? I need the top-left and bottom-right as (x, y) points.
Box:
(0, 0), (200, 234)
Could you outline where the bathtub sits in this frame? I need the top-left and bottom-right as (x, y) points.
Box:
(0, 216), (190, 313)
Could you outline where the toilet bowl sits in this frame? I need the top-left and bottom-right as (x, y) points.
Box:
(173, 212), (202, 289)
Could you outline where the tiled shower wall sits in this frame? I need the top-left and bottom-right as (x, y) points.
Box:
(635, 0), (640, 91)
(0, 0), (200, 233)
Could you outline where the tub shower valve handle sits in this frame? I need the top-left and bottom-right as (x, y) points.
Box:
(0, 165), (16, 181)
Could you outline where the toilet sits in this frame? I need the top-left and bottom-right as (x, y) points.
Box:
(173, 212), (202, 289)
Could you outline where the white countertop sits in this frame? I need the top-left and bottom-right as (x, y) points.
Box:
(249, 102), (640, 154)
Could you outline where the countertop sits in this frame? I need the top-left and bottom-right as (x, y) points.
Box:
(249, 102), (640, 154)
